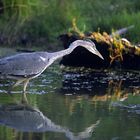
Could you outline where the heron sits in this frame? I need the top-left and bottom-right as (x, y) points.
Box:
(0, 40), (103, 93)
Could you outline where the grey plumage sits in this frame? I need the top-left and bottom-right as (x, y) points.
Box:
(0, 40), (104, 93)
(0, 52), (50, 78)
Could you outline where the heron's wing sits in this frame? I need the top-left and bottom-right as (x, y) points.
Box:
(0, 52), (49, 78)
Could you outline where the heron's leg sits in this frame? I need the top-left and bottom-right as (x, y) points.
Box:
(21, 92), (28, 104)
(21, 79), (29, 103)
(23, 79), (29, 93)
(13, 79), (25, 88)
(8, 79), (25, 94)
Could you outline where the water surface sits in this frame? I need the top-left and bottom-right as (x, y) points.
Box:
(0, 63), (140, 140)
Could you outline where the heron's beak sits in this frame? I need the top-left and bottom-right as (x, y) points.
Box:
(95, 50), (104, 60)
(90, 47), (104, 60)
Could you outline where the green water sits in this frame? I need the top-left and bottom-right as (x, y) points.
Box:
(0, 64), (140, 140)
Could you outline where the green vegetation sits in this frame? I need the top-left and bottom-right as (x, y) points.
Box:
(0, 0), (140, 46)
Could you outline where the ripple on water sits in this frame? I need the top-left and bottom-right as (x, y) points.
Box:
(62, 69), (140, 94)
(111, 100), (140, 116)
(0, 64), (139, 95)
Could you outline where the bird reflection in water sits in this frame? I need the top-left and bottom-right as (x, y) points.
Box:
(0, 98), (100, 140)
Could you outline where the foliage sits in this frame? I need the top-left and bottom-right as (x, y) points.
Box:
(0, 0), (46, 45)
(0, 0), (140, 46)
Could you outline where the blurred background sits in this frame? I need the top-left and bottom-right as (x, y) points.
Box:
(0, 0), (140, 47)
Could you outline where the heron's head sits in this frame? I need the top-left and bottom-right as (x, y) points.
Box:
(71, 40), (104, 60)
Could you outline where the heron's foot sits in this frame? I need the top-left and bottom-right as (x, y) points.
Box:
(21, 98), (28, 104)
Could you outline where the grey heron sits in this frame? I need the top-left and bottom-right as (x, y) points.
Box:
(0, 40), (103, 93)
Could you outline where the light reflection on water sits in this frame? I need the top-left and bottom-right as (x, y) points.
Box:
(0, 64), (139, 140)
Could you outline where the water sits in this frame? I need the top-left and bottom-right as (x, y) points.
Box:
(0, 63), (140, 140)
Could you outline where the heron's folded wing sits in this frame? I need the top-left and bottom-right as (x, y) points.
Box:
(0, 53), (48, 77)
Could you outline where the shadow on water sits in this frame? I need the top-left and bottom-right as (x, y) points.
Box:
(0, 64), (140, 140)
(61, 68), (140, 96)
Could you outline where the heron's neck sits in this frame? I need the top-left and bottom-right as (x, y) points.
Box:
(50, 42), (79, 61)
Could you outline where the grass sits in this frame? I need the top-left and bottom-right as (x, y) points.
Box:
(0, 0), (140, 46)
